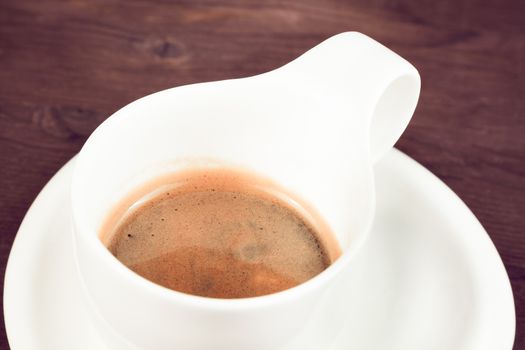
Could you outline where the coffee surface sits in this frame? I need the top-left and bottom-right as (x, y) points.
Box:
(104, 169), (339, 298)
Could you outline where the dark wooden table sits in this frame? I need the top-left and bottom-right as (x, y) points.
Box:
(1, 0), (523, 348)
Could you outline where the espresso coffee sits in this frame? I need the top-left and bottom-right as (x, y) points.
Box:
(102, 168), (340, 299)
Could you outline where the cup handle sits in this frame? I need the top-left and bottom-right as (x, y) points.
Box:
(281, 32), (421, 163)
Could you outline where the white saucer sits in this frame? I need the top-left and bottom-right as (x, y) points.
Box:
(4, 149), (515, 350)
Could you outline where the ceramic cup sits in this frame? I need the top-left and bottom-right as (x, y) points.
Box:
(71, 32), (420, 350)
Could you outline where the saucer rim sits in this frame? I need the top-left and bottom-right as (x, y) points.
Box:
(3, 149), (516, 349)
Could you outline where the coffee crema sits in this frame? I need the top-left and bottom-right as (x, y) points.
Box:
(101, 168), (341, 299)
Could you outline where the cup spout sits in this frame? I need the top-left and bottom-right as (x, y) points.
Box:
(276, 32), (421, 162)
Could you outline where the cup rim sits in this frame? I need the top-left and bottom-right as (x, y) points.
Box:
(70, 80), (377, 310)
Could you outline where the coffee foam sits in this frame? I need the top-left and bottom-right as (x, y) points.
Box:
(102, 168), (341, 298)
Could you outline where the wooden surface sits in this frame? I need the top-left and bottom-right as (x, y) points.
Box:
(0, 0), (523, 348)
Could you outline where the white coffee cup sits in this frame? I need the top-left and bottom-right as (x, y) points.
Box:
(71, 32), (420, 350)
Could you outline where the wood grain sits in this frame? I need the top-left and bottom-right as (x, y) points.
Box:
(0, 0), (523, 348)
